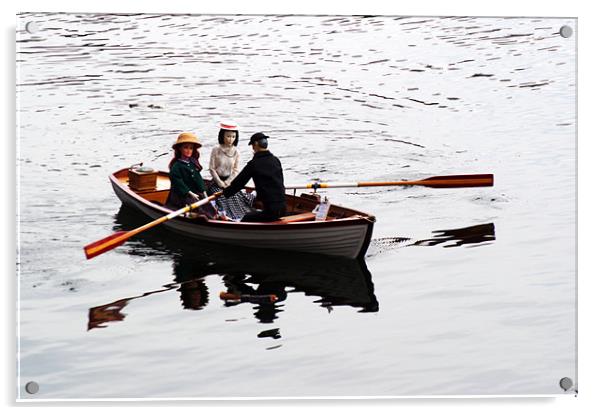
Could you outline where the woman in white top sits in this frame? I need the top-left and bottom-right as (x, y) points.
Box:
(207, 121), (255, 220)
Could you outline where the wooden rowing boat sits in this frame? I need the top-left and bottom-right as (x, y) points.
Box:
(109, 168), (376, 258)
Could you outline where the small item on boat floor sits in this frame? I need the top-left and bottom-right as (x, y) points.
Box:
(219, 291), (278, 304)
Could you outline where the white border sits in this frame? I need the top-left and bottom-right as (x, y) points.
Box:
(5, 0), (600, 413)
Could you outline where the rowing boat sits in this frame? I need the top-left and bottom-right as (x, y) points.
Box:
(109, 168), (376, 258)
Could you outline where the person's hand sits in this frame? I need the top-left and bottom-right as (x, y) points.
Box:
(188, 191), (200, 201)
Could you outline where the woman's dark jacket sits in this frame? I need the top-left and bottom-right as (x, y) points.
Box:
(166, 159), (207, 209)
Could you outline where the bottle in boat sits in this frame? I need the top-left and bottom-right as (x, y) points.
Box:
(312, 196), (331, 221)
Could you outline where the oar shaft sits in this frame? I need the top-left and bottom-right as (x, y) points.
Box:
(84, 192), (222, 259)
(285, 182), (357, 189)
(84, 211), (180, 259)
(358, 178), (493, 188)
(285, 174), (493, 189)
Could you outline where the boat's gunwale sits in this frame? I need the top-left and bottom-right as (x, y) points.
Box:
(110, 168), (376, 230)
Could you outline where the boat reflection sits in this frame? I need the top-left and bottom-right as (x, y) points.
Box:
(88, 206), (379, 331)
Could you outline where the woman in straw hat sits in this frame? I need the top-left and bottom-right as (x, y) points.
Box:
(207, 121), (255, 220)
(166, 132), (210, 210)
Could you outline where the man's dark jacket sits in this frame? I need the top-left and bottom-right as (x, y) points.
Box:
(223, 150), (285, 213)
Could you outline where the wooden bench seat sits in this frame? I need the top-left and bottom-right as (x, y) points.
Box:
(272, 212), (316, 224)
(208, 212), (317, 223)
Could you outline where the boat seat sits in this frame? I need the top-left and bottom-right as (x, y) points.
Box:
(273, 212), (316, 224)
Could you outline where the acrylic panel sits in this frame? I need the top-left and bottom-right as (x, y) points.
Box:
(16, 13), (576, 399)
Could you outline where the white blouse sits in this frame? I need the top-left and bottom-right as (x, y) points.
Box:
(209, 145), (240, 188)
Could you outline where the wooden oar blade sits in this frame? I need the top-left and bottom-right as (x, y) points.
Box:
(84, 231), (129, 260)
(420, 174), (494, 188)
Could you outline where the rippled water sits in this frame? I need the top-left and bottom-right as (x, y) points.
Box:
(16, 13), (576, 399)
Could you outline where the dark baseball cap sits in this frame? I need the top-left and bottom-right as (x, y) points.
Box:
(248, 132), (269, 145)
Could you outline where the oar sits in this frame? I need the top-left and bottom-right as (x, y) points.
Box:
(84, 191), (223, 260)
(285, 174), (493, 189)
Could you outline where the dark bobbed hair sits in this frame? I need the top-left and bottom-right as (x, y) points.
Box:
(218, 129), (239, 146)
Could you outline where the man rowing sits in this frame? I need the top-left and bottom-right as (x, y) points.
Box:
(222, 132), (286, 222)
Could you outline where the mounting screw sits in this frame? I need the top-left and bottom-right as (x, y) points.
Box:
(559, 25), (573, 38)
(25, 381), (39, 394)
(25, 21), (40, 34)
(559, 377), (573, 391)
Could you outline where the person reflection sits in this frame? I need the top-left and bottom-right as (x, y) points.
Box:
(172, 254), (210, 310)
(87, 256), (211, 330)
(218, 255), (378, 323)
(222, 274), (288, 324)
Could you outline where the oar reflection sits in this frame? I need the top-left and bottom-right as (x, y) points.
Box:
(411, 223), (496, 248)
(368, 223), (496, 256)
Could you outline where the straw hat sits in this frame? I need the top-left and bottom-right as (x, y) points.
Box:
(172, 132), (202, 149)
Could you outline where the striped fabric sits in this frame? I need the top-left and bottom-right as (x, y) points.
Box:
(208, 181), (255, 220)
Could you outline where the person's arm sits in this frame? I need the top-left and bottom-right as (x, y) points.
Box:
(170, 163), (191, 197)
(209, 147), (227, 188)
(225, 150), (240, 187)
(223, 160), (252, 198)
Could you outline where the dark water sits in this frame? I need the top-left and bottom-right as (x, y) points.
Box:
(17, 13), (576, 398)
